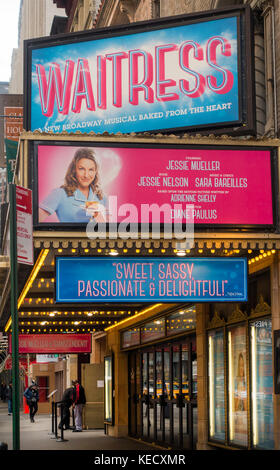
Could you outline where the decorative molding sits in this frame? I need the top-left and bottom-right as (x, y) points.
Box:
(207, 311), (225, 329)
(19, 129), (280, 146)
(32, 236), (280, 250)
(250, 295), (271, 317)
(227, 305), (248, 324)
(119, 0), (139, 22)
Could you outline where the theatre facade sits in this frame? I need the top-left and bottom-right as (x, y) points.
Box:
(9, 129), (280, 450)
(1, 4), (280, 451)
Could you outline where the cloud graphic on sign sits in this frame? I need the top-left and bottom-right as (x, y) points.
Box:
(93, 148), (122, 189)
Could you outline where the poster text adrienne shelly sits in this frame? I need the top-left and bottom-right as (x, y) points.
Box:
(36, 36), (234, 117)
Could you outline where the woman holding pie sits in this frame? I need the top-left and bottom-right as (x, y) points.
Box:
(39, 147), (107, 223)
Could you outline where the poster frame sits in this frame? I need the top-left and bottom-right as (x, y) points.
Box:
(54, 255), (248, 304)
(23, 5), (255, 136)
(29, 139), (278, 232)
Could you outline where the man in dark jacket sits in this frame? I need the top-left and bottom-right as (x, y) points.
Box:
(0, 382), (7, 402)
(6, 382), (12, 415)
(72, 380), (86, 432)
(59, 386), (74, 430)
(24, 381), (39, 422)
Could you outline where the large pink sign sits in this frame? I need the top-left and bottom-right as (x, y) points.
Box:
(35, 144), (273, 226)
(9, 334), (92, 354)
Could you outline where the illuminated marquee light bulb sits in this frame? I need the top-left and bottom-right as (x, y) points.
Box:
(176, 250), (186, 257)
(109, 249), (119, 256)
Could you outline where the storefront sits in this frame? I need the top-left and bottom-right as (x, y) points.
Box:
(103, 249), (280, 450)
(207, 265), (274, 450)
(0, 130), (275, 449)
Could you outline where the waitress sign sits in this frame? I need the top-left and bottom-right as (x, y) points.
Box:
(55, 257), (248, 303)
(25, 7), (254, 134)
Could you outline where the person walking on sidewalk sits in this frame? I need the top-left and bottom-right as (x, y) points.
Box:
(24, 381), (39, 423)
(6, 382), (12, 415)
(72, 379), (86, 432)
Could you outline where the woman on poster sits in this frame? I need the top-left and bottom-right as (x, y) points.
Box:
(235, 352), (247, 412)
(39, 147), (107, 223)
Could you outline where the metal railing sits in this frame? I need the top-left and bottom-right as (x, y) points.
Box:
(49, 401), (75, 443)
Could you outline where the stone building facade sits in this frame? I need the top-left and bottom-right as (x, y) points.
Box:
(46, 0), (280, 450)
(3, 0), (280, 451)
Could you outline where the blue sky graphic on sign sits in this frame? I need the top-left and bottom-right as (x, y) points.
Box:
(30, 15), (239, 134)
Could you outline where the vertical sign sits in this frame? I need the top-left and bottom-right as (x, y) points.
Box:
(4, 138), (18, 183)
(4, 107), (23, 141)
(16, 186), (33, 265)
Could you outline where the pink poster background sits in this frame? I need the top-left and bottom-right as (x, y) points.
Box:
(37, 145), (273, 225)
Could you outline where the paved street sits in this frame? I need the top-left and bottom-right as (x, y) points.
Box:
(0, 402), (155, 451)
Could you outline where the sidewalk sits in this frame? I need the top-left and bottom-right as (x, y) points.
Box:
(0, 402), (155, 451)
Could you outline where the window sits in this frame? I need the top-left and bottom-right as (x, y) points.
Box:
(141, 318), (165, 343)
(250, 319), (274, 449)
(166, 307), (196, 336)
(122, 328), (140, 349)
(208, 329), (225, 442)
(104, 355), (114, 424)
(121, 306), (196, 349)
(228, 325), (248, 447)
(208, 315), (274, 449)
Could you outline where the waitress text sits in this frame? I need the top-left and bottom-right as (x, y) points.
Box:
(36, 36), (234, 117)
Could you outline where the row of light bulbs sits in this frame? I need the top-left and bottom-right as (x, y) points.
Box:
(19, 310), (135, 317)
(20, 320), (114, 325)
(20, 328), (101, 333)
(52, 247), (278, 257)
(248, 250), (276, 265)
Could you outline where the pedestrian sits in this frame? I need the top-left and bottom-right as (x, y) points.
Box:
(58, 386), (74, 430)
(0, 382), (7, 402)
(24, 380), (39, 423)
(6, 382), (12, 415)
(72, 379), (86, 432)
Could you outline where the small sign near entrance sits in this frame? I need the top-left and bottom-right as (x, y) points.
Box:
(16, 185), (33, 265)
(36, 354), (59, 363)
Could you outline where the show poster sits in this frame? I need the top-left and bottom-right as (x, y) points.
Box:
(35, 144), (273, 226)
(55, 257), (248, 303)
(28, 14), (240, 134)
(229, 325), (248, 447)
(254, 320), (274, 449)
(210, 330), (225, 441)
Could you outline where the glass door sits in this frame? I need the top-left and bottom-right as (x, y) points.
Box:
(129, 335), (197, 449)
(128, 351), (139, 436)
(141, 350), (154, 440)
